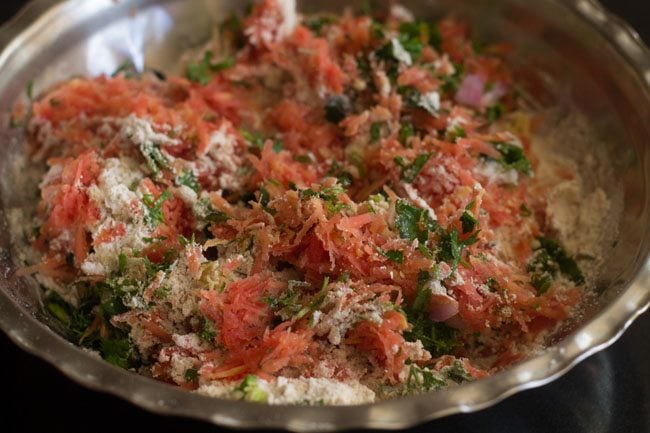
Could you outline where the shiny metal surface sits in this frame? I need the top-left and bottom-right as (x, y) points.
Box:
(0, 0), (649, 430)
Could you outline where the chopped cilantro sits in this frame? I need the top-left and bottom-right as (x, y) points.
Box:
(404, 272), (459, 356)
(300, 185), (348, 214)
(531, 273), (553, 294)
(428, 23), (443, 51)
(446, 359), (474, 383)
(118, 252), (127, 275)
(45, 283), (138, 369)
(404, 365), (447, 394)
(304, 15), (335, 34)
(199, 319), (217, 342)
(300, 185), (345, 202)
(186, 51), (234, 85)
(376, 38), (414, 67)
(460, 210), (478, 234)
(437, 227), (478, 272)
(272, 139), (284, 153)
(142, 190), (172, 228)
(26, 80), (34, 100)
(370, 121), (384, 143)
(370, 20), (385, 39)
(376, 247), (404, 264)
(491, 141), (532, 175)
(399, 122), (415, 146)
(46, 300), (70, 326)
(440, 63), (464, 94)
(184, 368), (199, 383)
(194, 198), (229, 224)
(520, 203), (532, 217)
(296, 276), (330, 320)
(142, 236), (167, 244)
(486, 277), (501, 292)
(111, 60), (138, 79)
(234, 375), (268, 403)
(175, 170), (200, 193)
(394, 153), (432, 183)
(154, 286), (171, 299)
(139, 140), (168, 175)
(486, 103), (504, 123)
(264, 289), (298, 311)
(258, 187), (271, 207)
(178, 233), (196, 247)
(395, 199), (438, 243)
(240, 130), (282, 153)
(100, 336), (132, 369)
(294, 154), (314, 164)
(326, 162), (354, 188)
(240, 129), (266, 150)
(447, 125), (466, 142)
(528, 237), (584, 295)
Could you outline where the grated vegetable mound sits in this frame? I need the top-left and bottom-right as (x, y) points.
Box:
(17, 0), (587, 404)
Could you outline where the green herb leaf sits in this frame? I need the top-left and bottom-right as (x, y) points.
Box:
(118, 252), (127, 275)
(175, 170), (200, 193)
(184, 368), (199, 383)
(138, 140), (168, 175)
(528, 237), (584, 295)
(460, 210), (478, 234)
(142, 190), (172, 228)
(440, 63), (464, 94)
(264, 289), (298, 311)
(520, 203), (532, 217)
(404, 276), (459, 357)
(326, 162), (354, 188)
(199, 319), (217, 342)
(447, 125), (466, 142)
(304, 15), (335, 34)
(46, 300), (71, 326)
(178, 233), (196, 247)
(295, 277), (330, 320)
(272, 139), (284, 153)
(486, 103), (504, 123)
(377, 247), (404, 264)
(446, 359), (474, 383)
(100, 336), (132, 369)
(437, 226), (478, 272)
(491, 141), (532, 175)
(26, 81), (34, 100)
(370, 121), (384, 143)
(300, 185), (348, 215)
(405, 365), (447, 394)
(398, 122), (415, 146)
(394, 153), (432, 183)
(240, 129), (266, 150)
(194, 198), (229, 224)
(294, 154), (314, 164)
(531, 273), (553, 294)
(395, 199), (438, 243)
(186, 51), (234, 85)
(111, 61), (138, 79)
(486, 277), (501, 292)
(234, 375), (268, 403)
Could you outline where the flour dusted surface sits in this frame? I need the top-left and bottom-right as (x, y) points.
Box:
(198, 376), (376, 405)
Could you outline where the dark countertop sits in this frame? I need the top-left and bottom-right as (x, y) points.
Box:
(2, 1), (649, 432)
